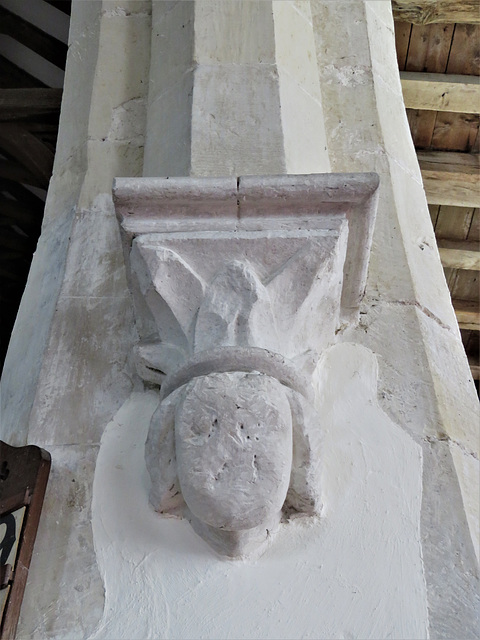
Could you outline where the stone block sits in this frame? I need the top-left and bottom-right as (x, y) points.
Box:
(191, 65), (286, 177)
(88, 13), (151, 142)
(28, 294), (135, 446)
(143, 69), (194, 177)
(194, 0), (275, 65)
(276, 70), (330, 173)
(273, 1), (322, 104)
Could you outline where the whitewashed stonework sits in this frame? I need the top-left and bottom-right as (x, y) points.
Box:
(1, 1), (478, 637)
(114, 173), (378, 557)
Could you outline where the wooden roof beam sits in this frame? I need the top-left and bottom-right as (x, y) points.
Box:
(468, 357), (480, 380)
(0, 89), (62, 122)
(392, 0), (480, 24)
(0, 124), (55, 188)
(454, 299), (480, 330)
(400, 72), (480, 114)
(418, 151), (480, 208)
(438, 239), (480, 270)
(0, 6), (68, 70)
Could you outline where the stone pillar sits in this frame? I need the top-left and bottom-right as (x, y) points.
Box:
(311, 3), (479, 636)
(143, 0), (330, 176)
(0, 1), (478, 638)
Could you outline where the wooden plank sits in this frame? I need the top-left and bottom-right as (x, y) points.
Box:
(0, 6), (68, 70)
(418, 151), (480, 207)
(473, 127), (480, 154)
(407, 109), (436, 148)
(443, 266), (457, 290)
(392, 1), (480, 24)
(405, 24), (454, 72)
(0, 124), (54, 188)
(428, 203), (440, 228)
(438, 239), (480, 270)
(467, 208), (480, 241)
(446, 25), (480, 75)
(434, 205), (475, 240)
(469, 361), (480, 380)
(400, 73), (480, 114)
(464, 328), (479, 359)
(431, 112), (479, 152)
(451, 269), (479, 301)
(0, 89), (62, 122)
(454, 299), (480, 329)
(394, 22), (412, 70)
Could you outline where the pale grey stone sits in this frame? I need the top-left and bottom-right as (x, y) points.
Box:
(175, 372), (292, 531)
(116, 173), (378, 558)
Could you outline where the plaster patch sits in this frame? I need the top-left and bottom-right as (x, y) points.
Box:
(89, 344), (427, 639)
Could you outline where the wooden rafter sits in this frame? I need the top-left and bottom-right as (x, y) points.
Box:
(418, 151), (480, 208)
(0, 160), (45, 188)
(468, 357), (480, 380)
(400, 72), (480, 114)
(0, 6), (68, 70)
(454, 299), (480, 330)
(0, 198), (43, 230)
(0, 88), (62, 121)
(0, 124), (55, 188)
(0, 55), (45, 89)
(438, 239), (480, 270)
(392, 0), (480, 24)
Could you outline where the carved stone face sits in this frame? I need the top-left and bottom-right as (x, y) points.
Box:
(175, 372), (293, 531)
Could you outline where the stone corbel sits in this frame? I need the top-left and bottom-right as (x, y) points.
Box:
(114, 173), (379, 558)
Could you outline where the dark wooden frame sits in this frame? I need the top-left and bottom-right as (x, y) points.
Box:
(0, 441), (51, 640)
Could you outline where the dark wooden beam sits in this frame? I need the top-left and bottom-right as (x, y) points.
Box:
(0, 197), (43, 229)
(437, 239), (480, 270)
(468, 356), (480, 380)
(44, 1), (72, 16)
(400, 72), (480, 114)
(418, 151), (480, 208)
(0, 6), (68, 70)
(392, 0), (480, 24)
(0, 180), (45, 208)
(0, 160), (45, 188)
(0, 88), (62, 121)
(0, 124), (54, 188)
(0, 56), (45, 89)
(454, 299), (480, 330)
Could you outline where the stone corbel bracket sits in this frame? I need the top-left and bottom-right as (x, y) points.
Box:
(114, 173), (379, 559)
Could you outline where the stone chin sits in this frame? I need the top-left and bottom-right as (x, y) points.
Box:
(175, 372), (293, 534)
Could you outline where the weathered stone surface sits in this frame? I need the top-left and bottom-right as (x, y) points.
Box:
(175, 372), (292, 532)
(117, 173), (377, 557)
